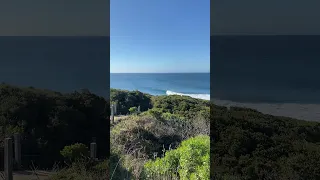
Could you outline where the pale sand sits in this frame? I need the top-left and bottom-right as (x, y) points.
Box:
(213, 99), (320, 122)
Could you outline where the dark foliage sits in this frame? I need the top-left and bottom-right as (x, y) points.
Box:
(151, 95), (210, 119)
(0, 84), (109, 168)
(110, 88), (152, 115)
(211, 104), (320, 180)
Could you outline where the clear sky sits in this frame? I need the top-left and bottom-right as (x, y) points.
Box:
(0, 0), (109, 36)
(110, 0), (210, 73)
(212, 0), (320, 35)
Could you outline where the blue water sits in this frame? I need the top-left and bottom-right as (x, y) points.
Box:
(111, 73), (210, 100)
(0, 36), (109, 99)
(211, 35), (320, 104)
(2, 35), (319, 104)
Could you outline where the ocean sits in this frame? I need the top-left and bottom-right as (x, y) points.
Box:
(0, 36), (110, 99)
(1, 35), (319, 121)
(110, 73), (210, 100)
(211, 35), (320, 121)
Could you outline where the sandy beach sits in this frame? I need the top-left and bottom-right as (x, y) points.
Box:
(213, 99), (320, 122)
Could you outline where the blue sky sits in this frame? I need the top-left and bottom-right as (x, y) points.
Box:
(110, 0), (210, 73)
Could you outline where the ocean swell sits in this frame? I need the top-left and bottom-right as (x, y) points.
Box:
(166, 90), (210, 100)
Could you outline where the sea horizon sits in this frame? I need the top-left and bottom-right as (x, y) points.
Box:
(110, 73), (210, 100)
(210, 35), (320, 122)
(110, 72), (209, 74)
(0, 36), (110, 99)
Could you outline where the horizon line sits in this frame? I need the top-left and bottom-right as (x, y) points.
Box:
(110, 72), (209, 74)
(211, 34), (320, 36)
(0, 35), (110, 37)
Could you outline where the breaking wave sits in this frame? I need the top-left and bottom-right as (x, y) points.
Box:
(166, 90), (210, 101)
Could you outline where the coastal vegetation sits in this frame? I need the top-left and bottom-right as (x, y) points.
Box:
(211, 105), (320, 179)
(110, 88), (210, 179)
(1, 84), (319, 179)
(110, 88), (320, 180)
(0, 83), (109, 179)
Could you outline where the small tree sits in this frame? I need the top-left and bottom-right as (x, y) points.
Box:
(60, 143), (89, 161)
(129, 107), (138, 114)
(148, 108), (164, 121)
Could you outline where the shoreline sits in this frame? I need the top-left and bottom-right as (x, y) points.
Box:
(110, 88), (210, 100)
(111, 88), (320, 122)
(213, 98), (320, 122)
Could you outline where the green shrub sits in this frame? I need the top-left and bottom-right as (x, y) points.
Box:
(60, 143), (89, 161)
(110, 89), (152, 114)
(143, 135), (210, 180)
(147, 108), (164, 121)
(151, 95), (209, 119)
(161, 112), (185, 121)
(4, 125), (24, 136)
(210, 104), (320, 179)
(129, 107), (138, 114)
(0, 84), (109, 168)
(50, 158), (108, 180)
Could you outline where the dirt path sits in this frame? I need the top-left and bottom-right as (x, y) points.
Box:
(114, 115), (129, 121)
(111, 115), (129, 126)
(12, 171), (55, 180)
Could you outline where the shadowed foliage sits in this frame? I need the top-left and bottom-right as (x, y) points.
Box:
(211, 104), (320, 180)
(0, 83), (109, 169)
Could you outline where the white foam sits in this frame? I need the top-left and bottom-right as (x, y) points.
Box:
(166, 90), (210, 101)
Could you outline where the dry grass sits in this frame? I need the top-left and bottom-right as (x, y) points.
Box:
(49, 158), (108, 180)
(1, 158), (107, 180)
(110, 112), (209, 179)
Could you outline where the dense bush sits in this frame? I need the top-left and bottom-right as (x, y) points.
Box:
(110, 88), (210, 118)
(0, 84), (109, 168)
(211, 104), (320, 180)
(111, 89), (320, 180)
(49, 158), (108, 180)
(60, 143), (89, 161)
(110, 88), (152, 115)
(110, 89), (210, 179)
(143, 135), (210, 180)
(129, 106), (138, 114)
(151, 95), (210, 119)
(111, 115), (183, 158)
